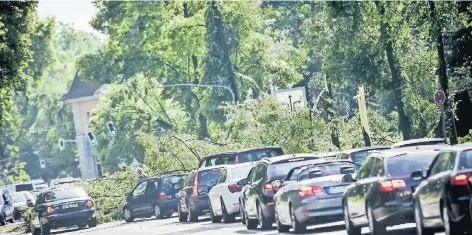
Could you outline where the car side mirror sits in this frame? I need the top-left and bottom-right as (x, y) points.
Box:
(411, 170), (426, 181)
(27, 199), (34, 207)
(237, 178), (248, 187)
(342, 173), (356, 183)
(308, 170), (323, 179)
(340, 166), (355, 174)
(271, 180), (282, 189)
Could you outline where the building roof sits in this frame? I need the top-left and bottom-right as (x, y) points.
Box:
(63, 72), (103, 100)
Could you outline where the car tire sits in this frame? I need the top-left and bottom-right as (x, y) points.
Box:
(415, 204), (434, 235)
(8, 214), (16, 223)
(88, 217), (97, 228)
(165, 211), (173, 218)
(442, 204), (460, 235)
(177, 203), (187, 222)
(240, 201), (246, 225)
(245, 209), (258, 230)
(40, 223), (50, 235)
(0, 213), (5, 226)
(367, 205), (386, 235)
(343, 203), (361, 235)
(123, 207), (134, 223)
(78, 223), (87, 229)
(257, 203), (272, 230)
(153, 204), (164, 219)
(209, 201), (221, 223)
(31, 224), (41, 235)
(291, 205), (306, 233)
(221, 200), (235, 223)
(187, 202), (198, 222)
(275, 212), (290, 233)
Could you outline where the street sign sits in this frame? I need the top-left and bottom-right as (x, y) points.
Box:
(434, 90), (446, 106)
(87, 131), (97, 145)
(59, 138), (65, 151)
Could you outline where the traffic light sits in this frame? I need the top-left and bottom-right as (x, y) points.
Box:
(106, 121), (116, 136)
(87, 131), (97, 145)
(59, 138), (65, 151)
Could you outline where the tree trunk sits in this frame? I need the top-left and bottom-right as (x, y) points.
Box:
(429, 1), (458, 144)
(184, 2), (210, 139)
(326, 82), (341, 149)
(376, 2), (413, 140)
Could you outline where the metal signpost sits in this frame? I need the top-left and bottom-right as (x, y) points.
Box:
(434, 90), (447, 144)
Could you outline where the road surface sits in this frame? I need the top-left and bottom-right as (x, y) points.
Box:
(17, 216), (445, 235)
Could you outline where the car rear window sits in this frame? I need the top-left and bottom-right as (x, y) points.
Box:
(162, 175), (185, 193)
(198, 169), (222, 186)
(44, 188), (88, 202)
(298, 162), (357, 181)
(386, 152), (437, 177)
(458, 150), (472, 170)
(230, 166), (252, 180)
(202, 148), (284, 167)
(351, 149), (388, 166)
(15, 183), (34, 192)
(268, 158), (323, 181)
(11, 193), (27, 203)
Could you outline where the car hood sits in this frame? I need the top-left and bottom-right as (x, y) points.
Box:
(13, 202), (27, 208)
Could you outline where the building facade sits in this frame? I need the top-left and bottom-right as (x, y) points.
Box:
(63, 72), (107, 179)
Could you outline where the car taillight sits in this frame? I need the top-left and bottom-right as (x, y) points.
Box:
(451, 173), (472, 186)
(263, 183), (273, 193)
(160, 192), (167, 199)
(192, 172), (198, 196)
(85, 200), (94, 208)
(228, 184), (241, 193)
(298, 186), (323, 196)
(47, 206), (55, 214)
(379, 180), (406, 192)
(235, 155), (239, 163)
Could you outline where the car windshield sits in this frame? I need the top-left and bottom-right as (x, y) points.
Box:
(43, 188), (88, 202)
(458, 150), (472, 170)
(11, 193), (27, 203)
(386, 153), (437, 177)
(298, 162), (357, 180)
(230, 166), (252, 180)
(268, 158), (323, 181)
(198, 169), (222, 186)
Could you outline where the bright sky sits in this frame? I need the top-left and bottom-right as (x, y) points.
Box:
(37, 0), (98, 33)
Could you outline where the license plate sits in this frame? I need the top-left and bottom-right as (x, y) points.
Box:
(329, 186), (348, 194)
(63, 203), (78, 209)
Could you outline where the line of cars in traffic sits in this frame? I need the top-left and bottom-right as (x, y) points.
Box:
(121, 137), (472, 235)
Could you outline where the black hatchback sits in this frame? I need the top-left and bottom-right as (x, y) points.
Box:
(30, 186), (96, 235)
(123, 171), (187, 222)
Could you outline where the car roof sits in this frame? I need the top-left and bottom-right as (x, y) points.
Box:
(341, 146), (390, 154)
(148, 170), (190, 179)
(440, 142), (472, 152)
(202, 146), (282, 158)
(195, 164), (226, 171)
(370, 147), (443, 159)
(391, 138), (445, 148)
(318, 152), (340, 158)
(220, 162), (255, 169)
(261, 153), (322, 164)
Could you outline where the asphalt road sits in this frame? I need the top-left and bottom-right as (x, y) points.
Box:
(27, 216), (446, 235)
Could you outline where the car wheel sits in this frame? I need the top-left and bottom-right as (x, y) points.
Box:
(88, 217), (97, 228)
(123, 207), (134, 223)
(209, 201), (221, 223)
(442, 204), (460, 235)
(367, 205), (385, 235)
(0, 213), (5, 226)
(415, 205), (434, 235)
(245, 209), (258, 230)
(78, 223), (87, 229)
(177, 203), (187, 222)
(154, 204), (163, 219)
(165, 211), (173, 218)
(275, 212), (290, 233)
(257, 203), (272, 230)
(291, 205), (306, 233)
(187, 202), (198, 222)
(8, 214), (16, 223)
(221, 200), (235, 223)
(40, 223), (50, 235)
(31, 223), (41, 235)
(344, 203), (361, 235)
(240, 201), (246, 225)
